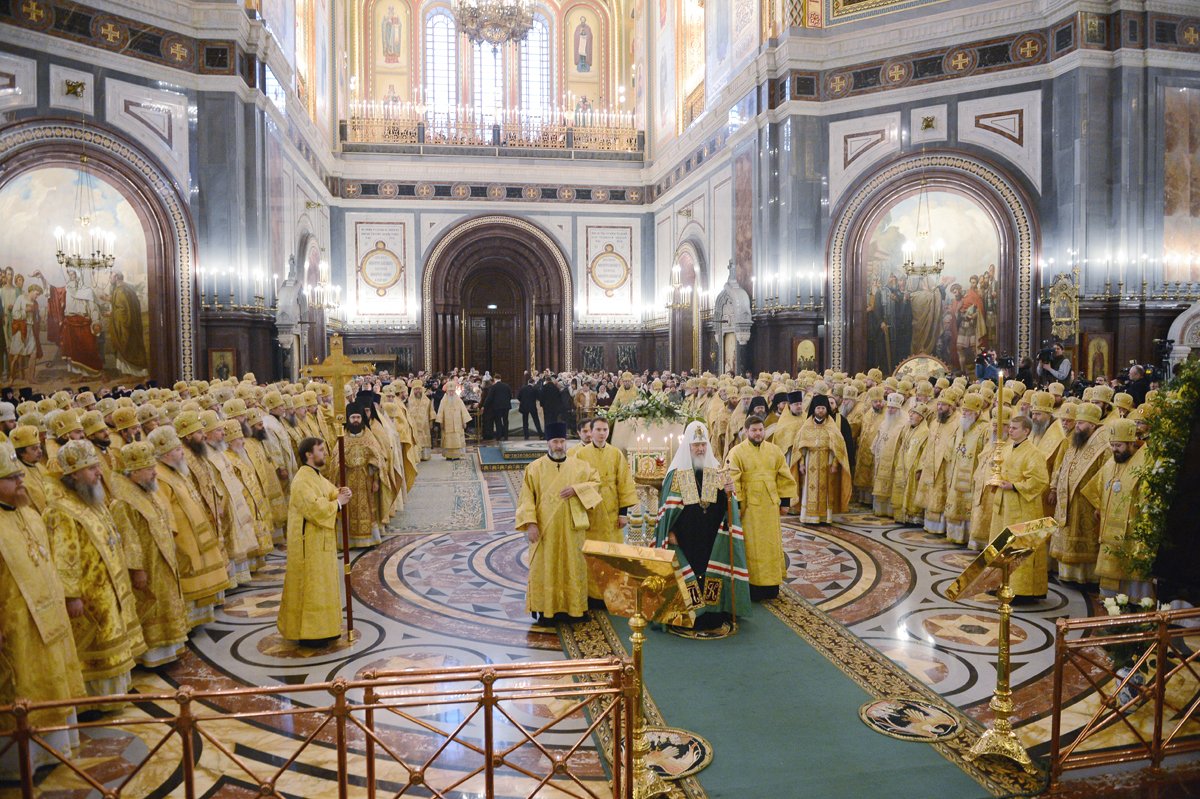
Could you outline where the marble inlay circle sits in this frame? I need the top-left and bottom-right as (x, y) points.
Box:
(899, 607), (1050, 656)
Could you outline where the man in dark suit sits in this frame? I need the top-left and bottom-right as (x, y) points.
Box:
(539, 375), (564, 426)
(484, 375), (513, 440)
(518, 378), (542, 439)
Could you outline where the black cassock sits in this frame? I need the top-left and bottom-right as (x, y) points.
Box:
(667, 470), (732, 630)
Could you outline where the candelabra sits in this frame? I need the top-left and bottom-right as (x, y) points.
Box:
(665, 263), (693, 311)
(52, 156), (117, 273)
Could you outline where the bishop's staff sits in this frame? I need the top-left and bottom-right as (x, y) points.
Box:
(303, 334), (374, 634)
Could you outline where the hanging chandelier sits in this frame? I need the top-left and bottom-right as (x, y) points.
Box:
(53, 153), (116, 272)
(902, 164), (944, 278)
(452, 0), (534, 50)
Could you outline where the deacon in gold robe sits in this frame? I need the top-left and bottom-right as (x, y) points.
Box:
(436, 383), (472, 460)
(0, 441), (84, 775)
(516, 422), (602, 623)
(852, 388), (886, 505)
(108, 441), (188, 667)
(1048, 404), (1109, 584)
(871, 393), (907, 516)
(988, 415), (1051, 600)
(278, 436), (353, 645)
(791, 395), (852, 523)
(407, 381), (436, 461)
(328, 404), (387, 548)
(726, 414), (796, 600)
(149, 426), (229, 627)
(570, 417), (638, 601)
(1092, 419), (1151, 599)
(45, 440), (146, 701)
(944, 394), (988, 544)
(918, 393), (959, 534)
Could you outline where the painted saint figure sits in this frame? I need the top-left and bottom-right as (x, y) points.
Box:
(108, 271), (148, 377)
(382, 6), (403, 63)
(573, 16), (593, 72)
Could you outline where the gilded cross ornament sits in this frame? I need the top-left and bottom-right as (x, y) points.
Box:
(887, 64), (906, 83)
(100, 22), (122, 42)
(1018, 38), (1041, 59)
(830, 74), (848, 94)
(169, 42), (189, 62)
(302, 334), (374, 431)
(950, 50), (972, 71)
(1184, 26), (1199, 46)
(20, 0), (44, 22)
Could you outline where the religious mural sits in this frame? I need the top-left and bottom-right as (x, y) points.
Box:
(564, 5), (604, 114)
(368, 0), (414, 103)
(1164, 86), (1200, 284)
(654, 0), (676, 144)
(678, 0), (705, 121)
(0, 167), (152, 391)
(861, 190), (1000, 374)
(705, 0), (731, 105)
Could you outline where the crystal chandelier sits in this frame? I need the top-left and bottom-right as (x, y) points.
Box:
(902, 168), (944, 278)
(452, 0), (534, 50)
(53, 154), (116, 271)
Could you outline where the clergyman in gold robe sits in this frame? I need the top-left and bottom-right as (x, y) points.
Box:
(1092, 419), (1152, 599)
(517, 422), (602, 624)
(1048, 403), (1109, 585)
(436, 382), (472, 460)
(570, 417), (637, 602)
(0, 441), (84, 776)
(790, 395), (851, 524)
(278, 437), (353, 646)
(987, 415), (1050, 602)
(726, 414), (796, 601)
(329, 404), (386, 548)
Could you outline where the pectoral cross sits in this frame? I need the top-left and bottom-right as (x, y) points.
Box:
(301, 334), (374, 435)
(300, 333), (374, 637)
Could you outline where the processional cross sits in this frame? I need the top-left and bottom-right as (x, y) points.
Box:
(302, 333), (374, 634)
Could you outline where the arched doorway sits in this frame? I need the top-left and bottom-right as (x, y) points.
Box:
(828, 152), (1038, 374)
(463, 271), (525, 379)
(670, 240), (704, 372)
(423, 215), (574, 374)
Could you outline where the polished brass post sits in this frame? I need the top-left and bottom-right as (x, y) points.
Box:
(964, 561), (1037, 773)
(630, 576), (670, 799)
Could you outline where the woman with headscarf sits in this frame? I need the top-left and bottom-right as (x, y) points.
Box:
(655, 421), (750, 636)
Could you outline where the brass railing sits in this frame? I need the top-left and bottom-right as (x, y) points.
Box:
(342, 113), (642, 154)
(1049, 606), (1200, 787)
(0, 657), (633, 799)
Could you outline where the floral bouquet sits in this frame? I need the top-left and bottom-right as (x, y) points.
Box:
(1100, 593), (1159, 672)
(598, 393), (702, 426)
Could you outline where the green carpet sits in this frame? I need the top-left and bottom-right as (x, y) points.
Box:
(635, 609), (985, 799)
(560, 589), (1044, 798)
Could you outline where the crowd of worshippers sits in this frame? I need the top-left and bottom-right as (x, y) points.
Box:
(514, 366), (1162, 632)
(0, 374), (424, 772)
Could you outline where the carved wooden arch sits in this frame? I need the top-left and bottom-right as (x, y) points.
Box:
(422, 215), (573, 372)
(828, 150), (1039, 374)
(0, 117), (197, 383)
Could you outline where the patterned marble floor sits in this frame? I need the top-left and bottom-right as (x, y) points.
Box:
(6, 450), (1196, 798)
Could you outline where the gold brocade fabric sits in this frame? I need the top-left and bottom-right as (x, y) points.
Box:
(227, 449), (276, 556)
(726, 440), (796, 587)
(988, 440), (1051, 596)
(853, 408), (885, 494)
(1094, 447), (1149, 583)
(108, 473), (188, 661)
(0, 506), (83, 731)
(871, 417), (906, 504)
(407, 395), (435, 453)
(571, 442), (638, 545)
(278, 465), (343, 641)
(1049, 435), (1110, 566)
(917, 415), (958, 517)
(436, 394), (472, 454)
(890, 423), (927, 524)
(792, 417), (852, 522)
(244, 436), (288, 528)
(944, 420), (987, 526)
(208, 448), (259, 563)
(516, 455), (602, 617)
(330, 432), (385, 547)
(44, 490), (146, 683)
(155, 463), (230, 606)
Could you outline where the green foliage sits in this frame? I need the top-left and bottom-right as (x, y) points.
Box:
(1121, 358), (1200, 577)
(597, 391), (703, 426)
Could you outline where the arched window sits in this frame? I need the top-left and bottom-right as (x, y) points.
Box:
(424, 9), (457, 115)
(520, 14), (552, 122)
(472, 43), (505, 125)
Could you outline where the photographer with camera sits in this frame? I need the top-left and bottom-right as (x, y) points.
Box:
(975, 348), (1001, 382)
(1037, 342), (1072, 386)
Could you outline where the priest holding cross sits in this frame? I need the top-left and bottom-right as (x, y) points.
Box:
(277, 335), (374, 645)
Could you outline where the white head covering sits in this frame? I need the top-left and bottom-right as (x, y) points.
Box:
(668, 421), (720, 474)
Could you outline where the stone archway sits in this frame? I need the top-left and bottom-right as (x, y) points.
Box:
(0, 118), (198, 383)
(828, 152), (1038, 374)
(422, 215), (573, 373)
